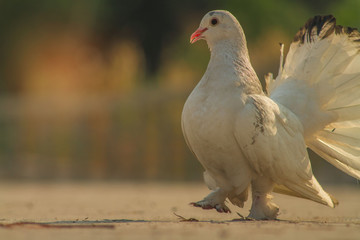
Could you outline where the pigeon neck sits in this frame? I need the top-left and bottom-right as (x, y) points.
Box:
(210, 38), (248, 58)
(208, 39), (263, 95)
(208, 36), (253, 73)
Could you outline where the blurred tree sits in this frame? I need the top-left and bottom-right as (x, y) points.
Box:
(0, 0), (104, 93)
(0, 0), (358, 88)
(97, 0), (219, 81)
(329, 0), (360, 26)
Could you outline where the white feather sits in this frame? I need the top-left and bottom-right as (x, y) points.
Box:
(269, 16), (360, 180)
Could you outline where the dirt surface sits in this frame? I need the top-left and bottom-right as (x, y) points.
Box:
(0, 182), (359, 240)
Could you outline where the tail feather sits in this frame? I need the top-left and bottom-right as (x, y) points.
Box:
(273, 183), (339, 207)
(317, 129), (360, 150)
(282, 177), (337, 207)
(268, 15), (360, 180)
(327, 73), (360, 109)
(329, 119), (360, 131)
(329, 105), (360, 122)
(308, 138), (360, 179)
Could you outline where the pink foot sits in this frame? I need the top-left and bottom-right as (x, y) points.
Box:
(190, 201), (231, 213)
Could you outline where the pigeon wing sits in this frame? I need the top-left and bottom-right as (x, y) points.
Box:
(234, 94), (336, 207)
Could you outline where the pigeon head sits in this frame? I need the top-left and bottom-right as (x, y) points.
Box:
(190, 10), (246, 50)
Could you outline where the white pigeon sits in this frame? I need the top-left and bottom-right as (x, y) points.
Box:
(182, 10), (360, 220)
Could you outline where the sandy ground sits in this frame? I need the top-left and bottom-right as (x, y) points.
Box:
(0, 182), (359, 240)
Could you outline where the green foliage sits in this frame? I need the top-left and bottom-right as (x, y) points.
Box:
(329, 0), (360, 26)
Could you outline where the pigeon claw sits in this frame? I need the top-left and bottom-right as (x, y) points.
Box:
(190, 201), (231, 213)
(190, 202), (212, 209)
(215, 204), (231, 213)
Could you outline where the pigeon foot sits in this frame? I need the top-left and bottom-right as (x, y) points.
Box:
(190, 188), (230, 213)
(248, 194), (279, 220)
(191, 200), (231, 213)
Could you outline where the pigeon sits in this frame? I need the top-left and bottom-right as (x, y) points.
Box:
(182, 10), (360, 220)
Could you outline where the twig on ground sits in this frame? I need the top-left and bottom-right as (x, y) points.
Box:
(173, 212), (199, 222)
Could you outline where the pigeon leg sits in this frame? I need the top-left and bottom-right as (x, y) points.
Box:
(191, 187), (230, 213)
(248, 178), (279, 220)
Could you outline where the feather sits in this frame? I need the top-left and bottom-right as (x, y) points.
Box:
(269, 15), (360, 180)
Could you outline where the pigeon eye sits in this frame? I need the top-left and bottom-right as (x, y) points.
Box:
(210, 18), (218, 26)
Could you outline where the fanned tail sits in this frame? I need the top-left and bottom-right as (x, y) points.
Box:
(268, 15), (360, 180)
(308, 124), (360, 179)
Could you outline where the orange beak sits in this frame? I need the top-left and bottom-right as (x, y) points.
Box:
(190, 27), (208, 44)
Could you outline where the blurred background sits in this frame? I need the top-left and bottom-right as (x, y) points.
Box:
(0, 0), (359, 184)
